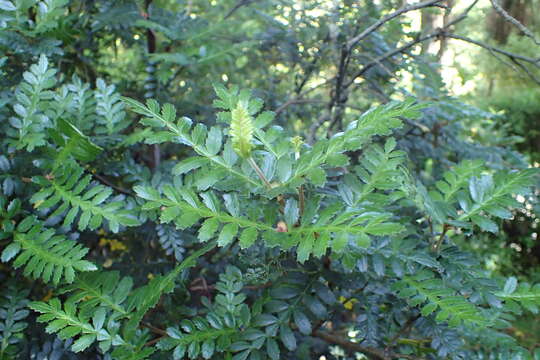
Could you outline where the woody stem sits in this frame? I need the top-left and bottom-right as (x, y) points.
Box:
(247, 157), (272, 188)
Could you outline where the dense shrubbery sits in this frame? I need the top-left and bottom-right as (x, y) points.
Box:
(1, 1), (539, 359)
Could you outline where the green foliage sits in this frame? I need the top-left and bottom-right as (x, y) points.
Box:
(3, 64), (539, 356)
(123, 96), (261, 188)
(30, 164), (140, 233)
(435, 160), (485, 202)
(26, 241), (215, 355)
(29, 297), (123, 353)
(66, 75), (96, 132)
(496, 277), (540, 314)
(157, 266), (246, 359)
(422, 160), (539, 234)
(1, 215), (97, 284)
(394, 269), (488, 327)
(7, 54), (56, 151)
(338, 138), (406, 207)
(156, 224), (186, 261)
(94, 78), (129, 136)
(123, 241), (216, 339)
(59, 270), (133, 317)
(458, 169), (538, 232)
(49, 118), (103, 168)
(0, 285), (29, 359)
(128, 86), (413, 262)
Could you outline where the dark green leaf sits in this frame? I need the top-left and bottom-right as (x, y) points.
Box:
(293, 310), (311, 335)
(218, 223), (238, 246)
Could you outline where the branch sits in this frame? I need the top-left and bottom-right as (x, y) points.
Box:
(345, 0), (480, 87)
(490, 0), (540, 46)
(189, 279), (272, 292)
(347, 27), (540, 89)
(93, 173), (134, 196)
(359, 52), (397, 78)
(295, 37), (329, 94)
(298, 185), (305, 222)
(141, 322), (167, 336)
(278, 1), (449, 121)
(432, 223), (449, 252)
(510, 58), (540, 85)
(327, 44), (350, 132)
(385, 314), (421, 352)
(446, 33), (540, 66)
(275, 99), (321, 115)
(275, 79), (333, 116)
(224, 0), (257, 19)
(313, 330), (386, 359)
(307, 112), (330, 144)
(445, 32), (540, 84)
(144, 0), (161, 171)
(313, 330), (425, 360)
(346, 0), (445, 51)
(476, 40), (540, 84)
(444, 0), (479, 28)
(247, 157), (272, 189)
(142, 322), (167, 346)
(346, 32), (441, 88)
